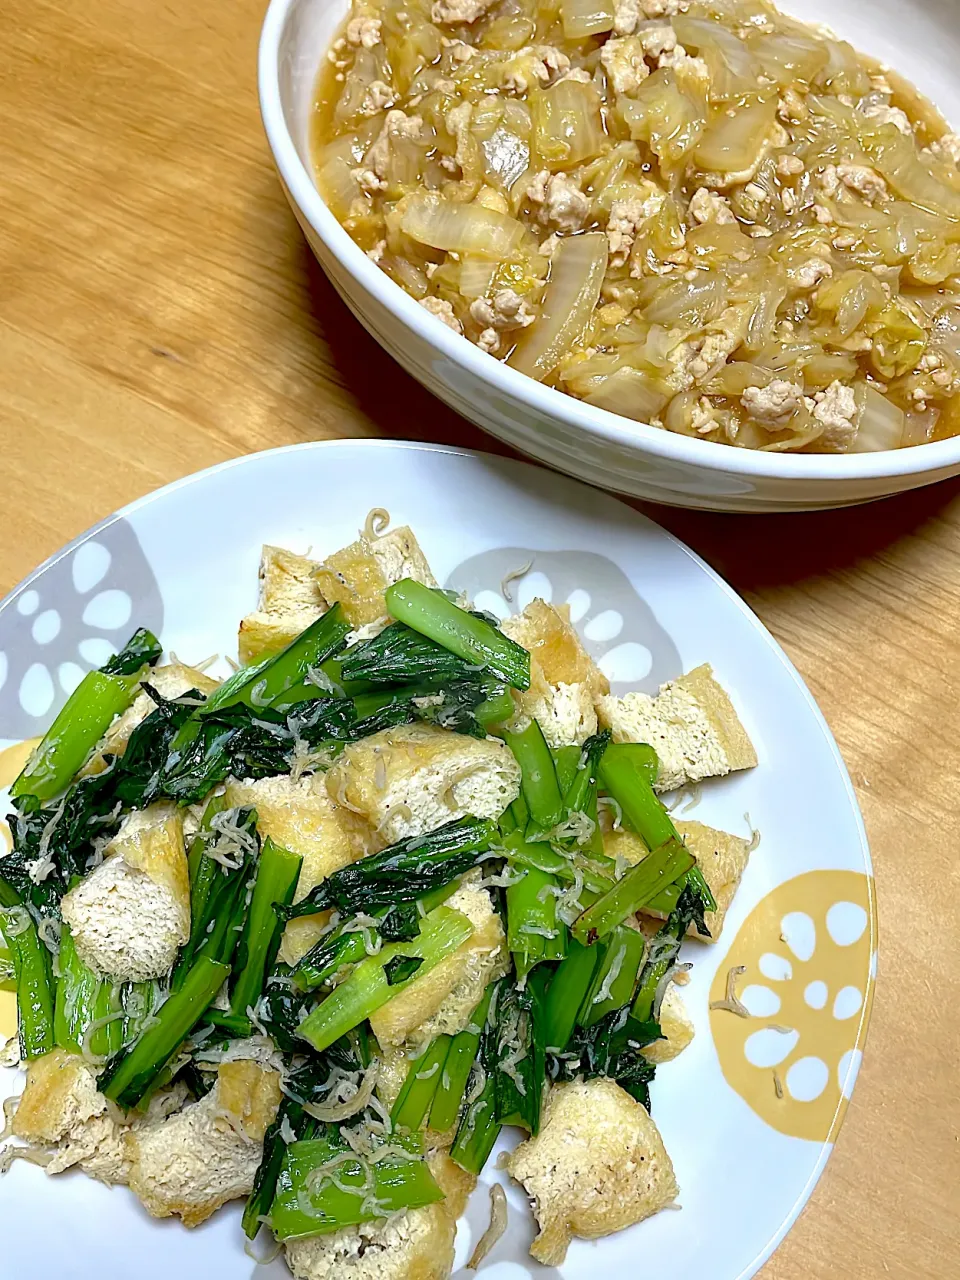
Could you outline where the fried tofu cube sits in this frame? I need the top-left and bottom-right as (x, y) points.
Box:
(326, 722), (521, 844)
(84, 662), (220, 774)
(596, 663), (757, 792)
(257, 544), (324, 614)
(674, 819), (752, 939)
(373, 1044), (412, 1113)
(224, 774), (371, 899)
(501, 600), (609, 747)
(284, 1151), (473, 1280)
(369, 877), (507, 1048)
(12, 1048), (131, 1184)
(224, 773), (373, 966)
(126, 1057), (282, 1227)
(641, 985), (695, 1064)
(214, 1057), (284, 1142)
(238, 545), (328, 665)
(506, 1077), (678, 1265)
(277, 913), (336, 968)
(61, 803), (191, 982)
(314, 525), (437, 628)
(502, 600), (607, 690)
(602, 815), (751, 941)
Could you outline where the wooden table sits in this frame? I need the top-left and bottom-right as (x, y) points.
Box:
(1, 1), (957, 1274)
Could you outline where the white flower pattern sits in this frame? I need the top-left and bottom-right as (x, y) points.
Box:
(0, 518), (163, 739)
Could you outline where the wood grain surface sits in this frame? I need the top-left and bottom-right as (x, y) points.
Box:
(1, 0), (957, 1274)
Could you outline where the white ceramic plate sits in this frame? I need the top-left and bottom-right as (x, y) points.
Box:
(0, 441), (876, 1279)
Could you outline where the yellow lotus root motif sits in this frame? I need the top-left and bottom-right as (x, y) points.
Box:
(0, 739), (41, 1043)
(710, 870), (876, 1142)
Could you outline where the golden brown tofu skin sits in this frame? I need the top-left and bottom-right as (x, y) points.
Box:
(284, 1151), (474, 1280)
(223, 774), (373, 899)
(60, 803), (191, 982)
(503, 599), (609, 692)
(314, 525), (437, 628)
(641, 985), (696, 1064)
(12, 1049), (132, 1184)
(601, 814), (751, 941)
(326, 722), (521, 845)
(126, 1058), (282, 1227)
(501, 600), (610, 747)
(596, 663), (756, 792)
(239, 544), (328, 664)
(506, 1077), (678, 1266)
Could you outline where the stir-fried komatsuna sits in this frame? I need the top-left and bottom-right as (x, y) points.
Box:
(314, 0), (960, 453)
(0, 513), (759, 1276)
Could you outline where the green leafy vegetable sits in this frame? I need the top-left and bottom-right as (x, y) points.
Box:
(179, 807), (260, 978)
(632, 882), (710, 1028)
(99, 628), (163, 677)
(428, 987), (492, 1133)
(392, 1035), (452, 1129)
(503, 720), (565, 830)
(0, 876), (55, 1059)
(200, 606), (350, 717)
(243, 1038), (369, 1239)
(493, 973), (547, 1134)
(226, 837), (302, 1028)
(54, 924), (123, 1059)
(254, 969), (321, 1055)
(550, 1005), (658, 1110)
(506, 863), (566, 979)
(12, 628), (161, 801)
(297, 904), (475, 1053)
(283, 817), (497, 920)
(451, 996), (501, 1175)
(598, 742), (717, 918)
(341, 622), (479, 686)
(100, 954), (229, 1108)
(552, 744), (582, 798)
(384, 955), (424, 986)
(242, 1097), (307, 1238)
(4, 686), (203, 919)
(385, 580), (531, 690)
(571, 839), (694, 945)
(580, 924), (646, 1026)
(0, 947), (16, 993)
(542, 937), (606, 1051)
(270, 1131), (442, 1241)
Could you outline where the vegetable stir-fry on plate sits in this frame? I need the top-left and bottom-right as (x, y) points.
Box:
(0, 512), (759, 1277)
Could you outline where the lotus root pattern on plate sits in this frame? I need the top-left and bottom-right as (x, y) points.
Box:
(0, 518), (163, 740)
(447, 548), (682, 694)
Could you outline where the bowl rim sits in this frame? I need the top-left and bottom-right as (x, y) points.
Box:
(258, 0), (960, 484)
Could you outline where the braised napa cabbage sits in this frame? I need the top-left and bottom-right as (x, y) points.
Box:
(313, 0), (960, 452)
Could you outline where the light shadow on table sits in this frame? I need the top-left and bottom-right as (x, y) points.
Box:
(296, 239), (960, 589)
(648, 477), (960, 595)
(298, 243), (511, 455)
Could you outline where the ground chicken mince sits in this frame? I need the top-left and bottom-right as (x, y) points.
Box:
(313, 0), (960, 452)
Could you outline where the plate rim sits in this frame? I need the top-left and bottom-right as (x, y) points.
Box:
(0, 438), (877, 1279)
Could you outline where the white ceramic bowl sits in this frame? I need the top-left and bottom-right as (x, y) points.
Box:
(259, 0), (960, 512)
